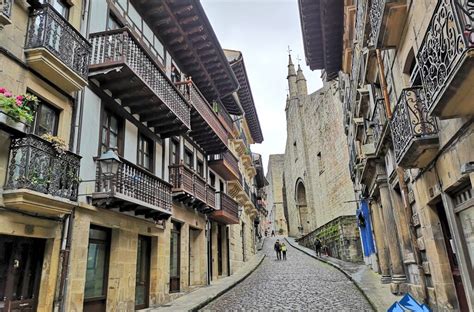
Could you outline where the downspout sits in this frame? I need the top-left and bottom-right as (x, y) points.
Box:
(376, 48), (428, 303)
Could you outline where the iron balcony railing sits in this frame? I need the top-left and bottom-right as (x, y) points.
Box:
(25, 4), (91, 79)
(169, 164), (215, 209)
(390, 87), (438, 164)
(5, 134), (81, 201)
(416, 0), (474, 112)
(1, 0), (13, 19)
(368, 0), (385, 47)
(95, 156), (172, 213)
(354, 0), (369, 46)
(371, 98), (387, 150)
(89, 27), (191, 129)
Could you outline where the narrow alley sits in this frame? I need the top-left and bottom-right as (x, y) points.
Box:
(201, 238), (373, 311)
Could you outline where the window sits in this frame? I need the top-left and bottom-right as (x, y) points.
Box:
(184, 148), (193, 169)
(137, 134), (153, 171)
(209, 172), (216, 188)
(84, 226), (110, 309)
(101, 110), (123, 155)
(51, 0), (70, 19)
(32, 101), (59, 136)
(197, 160), (204, 177)
(107, 13), (122, 30)
(170, 138), (179, 165)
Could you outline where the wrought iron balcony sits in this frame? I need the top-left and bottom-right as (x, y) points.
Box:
(169, 164), (216, 212)
(390, 87), (439, 168)
(25, 4), (91, 93)
(417, 0), (474, 118)
(210, 191), (239, 224)
(369, 0), (407, 48)
(208, 151), (240, 181)
(0, 0), (13, 26)
(4, 134), (81, 202)
(371, 98), (388, 153)
(89, 27), (191, 137)
(176, 81), (228, 153)
(92, 156), (172, 221)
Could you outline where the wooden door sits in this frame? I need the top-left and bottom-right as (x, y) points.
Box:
(135, 236), (150, 310)
(169, 222), (181, 293)
(217, 225), (223, 276)
(437, 204), (469, 311)
(0, 235), (45, 312)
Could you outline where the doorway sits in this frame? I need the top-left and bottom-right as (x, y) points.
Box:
(217, 225), (223, 276)
(437, 203), (469, 310)
(169, 222), (181, 293)
(0, 235), (45, 312)
(135, 235), (150, 310)
(188, 228), (200, 286)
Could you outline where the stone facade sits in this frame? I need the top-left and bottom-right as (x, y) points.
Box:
(279, 55), (362, 262)
(297, 0), (474, 310)
(265, 154), (288, 236)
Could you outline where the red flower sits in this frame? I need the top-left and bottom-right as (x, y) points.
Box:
(16, 95), (23, 101)
(0, 87), (6, 94)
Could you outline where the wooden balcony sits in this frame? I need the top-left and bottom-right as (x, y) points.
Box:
(24, 4), (91, 93)
(210, 191), (239, 224)
(369, 0), (407, 48)
(89, 28), (191, 137)
(92, 157), (172, 221)
(208, 151), (240, 181)
(390, 87), (439, 168)
(176, 81), (228, 153)
(417, 0), (474, 118)
(0, 0), (13, 27)
(169, 164), (215, 213)
(3, 134), (81, 216)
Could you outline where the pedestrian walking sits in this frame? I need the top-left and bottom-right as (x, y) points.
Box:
(281, 242), (287, 260)
(271, 230), (275, 237)
(314, 238), (322, 257)
(274, 239), (281, 260)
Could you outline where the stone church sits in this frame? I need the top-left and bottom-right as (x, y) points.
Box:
(280, 55), (362, 262)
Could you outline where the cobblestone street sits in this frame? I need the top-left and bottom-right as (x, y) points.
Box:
(201, 238), (373, 311)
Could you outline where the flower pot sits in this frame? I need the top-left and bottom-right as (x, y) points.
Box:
(0, 111), (29, 133)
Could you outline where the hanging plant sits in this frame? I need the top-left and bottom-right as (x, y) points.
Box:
(0, 87), (38, 123)
(41, 133), (68, 154)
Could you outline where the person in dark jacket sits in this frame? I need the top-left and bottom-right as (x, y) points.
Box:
(314, 239), (322, 257)
(274, 240), (281, 260)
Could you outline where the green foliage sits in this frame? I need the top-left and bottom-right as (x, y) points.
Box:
(0, 88), (38, 124)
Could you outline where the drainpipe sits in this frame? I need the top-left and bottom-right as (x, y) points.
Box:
(205, 215), (211, 285)
(376, 49), (428, 303)
(53, 208), (75, 312)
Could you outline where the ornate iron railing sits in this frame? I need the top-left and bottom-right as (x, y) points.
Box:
(208, 151), (239, 176)
(95, 156), (172, 212)
(349, 141), (357, 181)
(372, 98), (387, 149)
(5, 134), (81, 201)
(390, 87), (438, 163)
(169, 164), (215, 208)
(89, 28), (191, 128)
(25, 4), (91, 79)
(355, 0), (369, 46)
(369, 0), (385, 47)
(176, 81), (228, 145)
(216, 191), (239, 217)
(417, 0), (474, 111)
(1, 0), (13, 19)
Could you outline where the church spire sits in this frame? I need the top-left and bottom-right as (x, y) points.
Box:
(287, 53), (297, 99)
(296, 64), (307, 97)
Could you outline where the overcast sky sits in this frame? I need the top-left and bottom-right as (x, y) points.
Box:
(202, 0), (324, 173)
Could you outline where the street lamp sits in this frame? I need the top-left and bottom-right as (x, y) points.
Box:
(97, 149), (121, 191)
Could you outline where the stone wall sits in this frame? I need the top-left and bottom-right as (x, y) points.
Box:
(297, 215), (362, 262)
(265, 154), (288, 235)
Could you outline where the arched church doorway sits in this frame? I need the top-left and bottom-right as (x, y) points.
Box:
(295, 179), (309, 235)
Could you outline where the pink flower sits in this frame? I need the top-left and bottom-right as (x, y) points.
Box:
(4, 91), (12, 97)
(0, 87), (6, 94)
(16, 99), (22, 106)
(16, 95), (23, 101)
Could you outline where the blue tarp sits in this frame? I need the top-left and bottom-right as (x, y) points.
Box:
(357, 199), (376, 257)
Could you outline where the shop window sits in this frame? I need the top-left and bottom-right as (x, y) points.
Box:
(84, 226), (110, 310)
